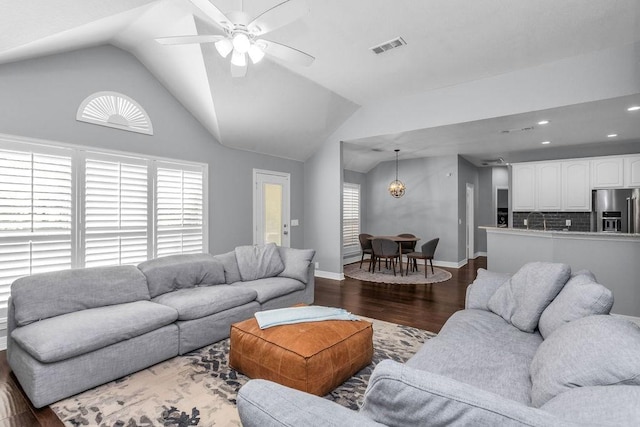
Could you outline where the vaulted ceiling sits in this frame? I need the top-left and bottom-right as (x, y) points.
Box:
(1, 0), (639, 168)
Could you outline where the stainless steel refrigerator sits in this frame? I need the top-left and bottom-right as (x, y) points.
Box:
(591, 188), (640, 233)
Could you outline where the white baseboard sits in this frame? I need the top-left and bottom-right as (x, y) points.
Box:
(473, 251), (487, 258)
(315, 270), (345, 281)
(0, 336), (6, 351)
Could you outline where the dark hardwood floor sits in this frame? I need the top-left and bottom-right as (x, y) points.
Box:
(0, 257), (486, 426)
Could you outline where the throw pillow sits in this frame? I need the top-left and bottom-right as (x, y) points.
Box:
(465, 268), (511, 310)
(538, 271), (613, 339)
(213, 250), (243, 284)
(530, 315), (640, 407)
(235, 243), (285, 281)
(487, 262), (570, 333)
(277, 247), (315, 283)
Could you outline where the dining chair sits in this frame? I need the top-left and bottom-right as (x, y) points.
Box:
(406, 238), (439, 278)
(397, 233), (416, 270)
(371, 238), (401, 276)
(358, 233), (373, 269)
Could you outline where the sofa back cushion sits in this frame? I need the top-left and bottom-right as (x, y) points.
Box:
(538, 270), (613, 339)
(235, 243), (284, 282)
(465, 269), (511, 311)
(11, 265), (150, 326)
(487, 262), (570, 333)
(530, 315), (640, 407)
(214, 251), (243, 284)
(138, 254), (226, 298)
(277, 247), (315, 283)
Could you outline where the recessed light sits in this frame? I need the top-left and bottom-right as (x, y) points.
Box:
(541, 141), (551, 145)
(607, 134), (618, 138)
(628, 106), (640, 112)
(537, 120), (550, 125)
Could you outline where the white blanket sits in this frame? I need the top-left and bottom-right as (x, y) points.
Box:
(255, 306), (359, 329)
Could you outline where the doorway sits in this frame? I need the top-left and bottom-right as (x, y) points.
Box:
(466, 183), (475, 260)
(253, 169), (290, 247)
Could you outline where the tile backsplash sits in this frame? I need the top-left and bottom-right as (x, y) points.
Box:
(512, 211), (591, 232)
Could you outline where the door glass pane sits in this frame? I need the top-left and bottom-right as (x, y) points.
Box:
(264, 183), (282, 245)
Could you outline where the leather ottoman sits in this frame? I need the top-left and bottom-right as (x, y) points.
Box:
(229, 316), (373, 396)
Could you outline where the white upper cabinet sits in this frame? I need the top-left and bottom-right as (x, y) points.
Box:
(591, 157), (624, 188)
(562, 160), (591, 211)
(624, 156), (640, 188)
(536, 163), (562, 211)
(512, 163), (536, 211)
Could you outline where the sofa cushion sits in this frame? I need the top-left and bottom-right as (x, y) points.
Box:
(235, 243), (284, 281)
(487, 262), (570, 333)
(214, 251), (242, 284)
(11, 301), (178, 363)
(530, 315), (640, 407)
(540, 385), (640, 427)
(138, 254), (226, 298)
(232, 277), (305, 304)
(152, 285), (257, 321)
(277, 247), (315, 283)
(11, 265), (150, 327)
(538, 270), (613, 339)
(406, 309), (542, 405)
(465, 268), (511, 310)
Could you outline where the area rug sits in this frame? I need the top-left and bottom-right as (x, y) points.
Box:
(344, 262), (452, 284)
(51, 317), (435, 426)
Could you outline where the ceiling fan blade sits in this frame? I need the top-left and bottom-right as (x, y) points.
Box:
(155, 35), (225, 45)
(247, 0), (309, 36)
(189, 0), (232, 30)
(260, 39), (314, 66)
(231, 62), (248, 78)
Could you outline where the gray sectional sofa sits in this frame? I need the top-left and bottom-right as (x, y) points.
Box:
(7, 243), (315, 408)
(237, 262), (640, 426)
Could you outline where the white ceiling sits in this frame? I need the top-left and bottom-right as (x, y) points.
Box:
(1, 0), (639, 165)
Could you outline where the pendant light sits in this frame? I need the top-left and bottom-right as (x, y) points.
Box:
(388, 149), (406, 198)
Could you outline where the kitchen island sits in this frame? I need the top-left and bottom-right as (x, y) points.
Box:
(481, 226), (640, 318)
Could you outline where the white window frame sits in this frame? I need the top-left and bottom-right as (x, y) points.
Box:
(343, 182), (361, 254)
(0, 133), (208, 314)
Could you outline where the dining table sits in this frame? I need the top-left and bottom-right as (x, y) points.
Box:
(368, 235), (420, 276)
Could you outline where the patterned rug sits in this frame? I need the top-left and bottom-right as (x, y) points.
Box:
(344, 262), (452, 284)
(51, 317), (435, 426)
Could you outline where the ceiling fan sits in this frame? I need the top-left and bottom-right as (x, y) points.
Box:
(156, 0), (314, 77)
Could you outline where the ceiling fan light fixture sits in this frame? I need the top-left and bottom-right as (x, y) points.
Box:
(248, 44), (265, 64)
(232, 33), (251, 53)
(231, 50), (247, 66)
(214, 38), (233, 58)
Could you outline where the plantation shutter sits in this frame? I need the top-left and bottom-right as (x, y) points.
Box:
(156, 162), (204, 257)
(0, 145), (73, 314)
(343, 183), (360, 248)
(83, 154), (149, 267)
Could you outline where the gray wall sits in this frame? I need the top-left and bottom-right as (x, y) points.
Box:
(476, 167), (493, 253)
(0, 45), (305, 253)
(364, 156), (459, 264)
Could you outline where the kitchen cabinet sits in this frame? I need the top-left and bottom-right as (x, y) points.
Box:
(624, 156), (640, 187)
(512, 163), (536, 211)
(591, 158), (624, 188)
(536, 163), (562, 210)
(562, 160), (591, 211)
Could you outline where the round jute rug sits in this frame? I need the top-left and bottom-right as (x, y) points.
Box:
(343, 262), (452, 285)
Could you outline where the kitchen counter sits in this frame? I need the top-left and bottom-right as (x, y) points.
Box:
(481, 226), (640, 318)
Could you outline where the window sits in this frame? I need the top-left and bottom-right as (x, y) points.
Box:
(0, 135), (207, 315)
(343, 183), (361, 250)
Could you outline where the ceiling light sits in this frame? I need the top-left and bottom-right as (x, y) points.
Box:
(541, 141), (551, 145)
(231, 50), (247, 67)
(215, 38), (233, 58)
(248, 44), (265, 64)
(388, 149), (406, 198)
(628, 106), (640, 112)
(537, 120), (550, 125)
(232, 33), (251, 54)
(607, 134), (618, 138)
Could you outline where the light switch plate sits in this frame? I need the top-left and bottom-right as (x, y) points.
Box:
(291, 219), (299, 226)
(566, 219), (571, 226)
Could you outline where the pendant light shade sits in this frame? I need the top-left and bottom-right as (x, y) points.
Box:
(388, 149), (406, 198)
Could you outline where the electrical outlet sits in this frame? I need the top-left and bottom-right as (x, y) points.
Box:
(566, 219), (572, 226)
(315, 262), (319, 269)
(524, 219), (528, 226)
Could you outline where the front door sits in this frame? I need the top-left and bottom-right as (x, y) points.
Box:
(254, 169), (290, 247)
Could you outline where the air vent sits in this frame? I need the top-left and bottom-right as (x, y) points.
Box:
(481, 158), (505, 166)
(500, 126), (535, 134)
(370, 37), (406, 55)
